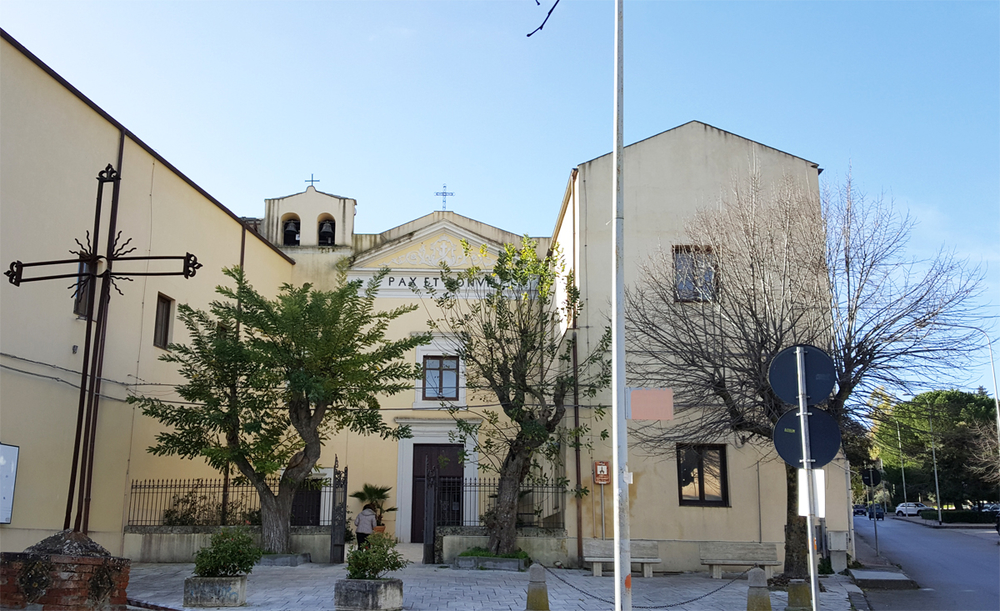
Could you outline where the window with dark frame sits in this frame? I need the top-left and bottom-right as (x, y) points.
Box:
(677, 444), (729, 506)
(72, 258), (93, 317)
(422, 355), (459, 401)
(673, 245), (716, 302)
(153, 294), (173, 349)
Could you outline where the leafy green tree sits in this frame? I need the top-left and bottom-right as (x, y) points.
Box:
(874, 389), (997, 508)
(422, 238), (611, 554)
(131, 266), (429, 552)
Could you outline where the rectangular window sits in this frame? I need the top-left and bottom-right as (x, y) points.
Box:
(153, 294), (173, 349)
(422, 355), (459, 401)
(677, 444), (729, 506)
(72, 258), (93, 317)
(673, 245), (716, 302)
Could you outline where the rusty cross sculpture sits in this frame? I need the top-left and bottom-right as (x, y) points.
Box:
(4, 162), (201, 534)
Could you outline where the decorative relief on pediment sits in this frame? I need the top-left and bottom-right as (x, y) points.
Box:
(383, 235), (492, 269)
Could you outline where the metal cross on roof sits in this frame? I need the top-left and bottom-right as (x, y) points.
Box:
(435, 184), (454, 211)
(305, 174), (320, 187)
(4, 161), (201, 535)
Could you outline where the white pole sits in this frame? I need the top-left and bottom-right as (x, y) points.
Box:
(795, 347), (819, 611)
(896, 420), (907, 506)
(611, 0), (631, 608)
(929, 411), (943, 525)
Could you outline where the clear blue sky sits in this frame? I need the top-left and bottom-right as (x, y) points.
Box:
(2, 1), (998, 391)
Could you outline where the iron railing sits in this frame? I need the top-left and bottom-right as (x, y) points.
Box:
(127, 477), (337, 527)
(436, 477), (565, 529)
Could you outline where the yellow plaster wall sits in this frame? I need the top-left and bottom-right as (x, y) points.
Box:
(0, 36), (294, 554)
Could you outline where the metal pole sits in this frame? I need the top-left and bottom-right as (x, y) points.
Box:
(611, 0), (631, 608)
(929, 411), (943, 525)
(795, 347), (819, 611)
(896, 420), (907, 506)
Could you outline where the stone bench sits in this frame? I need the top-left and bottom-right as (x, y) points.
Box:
(582, 538), (661, 578)
(699, 542), (781, 579)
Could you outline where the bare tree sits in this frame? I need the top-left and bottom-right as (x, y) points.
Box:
(625, 167), (984, 577)
(421, 238), (611, 554)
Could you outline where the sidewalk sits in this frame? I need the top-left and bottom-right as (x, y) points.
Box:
(889, 514), (997, 529)
(126, 556), (857, 611)
(850, 520), (918, 594)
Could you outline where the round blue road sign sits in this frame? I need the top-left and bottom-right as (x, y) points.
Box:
(773, 407), (842, 469)
(768, 345), (836, 406)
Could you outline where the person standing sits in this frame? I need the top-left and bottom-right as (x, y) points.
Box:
(354, 503), (377, 547)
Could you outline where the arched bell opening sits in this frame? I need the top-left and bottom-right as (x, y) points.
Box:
(317, 215), (336, 246)
(282, 215), (301, 246)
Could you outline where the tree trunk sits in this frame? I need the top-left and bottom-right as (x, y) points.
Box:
(259, 489), (295, 553)
(782, 462), (809, 578)
(488, 452), (530, 555)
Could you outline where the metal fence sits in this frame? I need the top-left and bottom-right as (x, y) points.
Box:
(436, 477), (565, 529)
(127, 477), (337, 527)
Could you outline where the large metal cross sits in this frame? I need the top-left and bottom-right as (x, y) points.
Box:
(4, 162), (201, 534)
(435, 184), (454, 211)
(305, 173), (320, 187)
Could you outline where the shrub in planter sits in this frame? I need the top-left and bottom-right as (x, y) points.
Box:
(335, 533), (409, 610)
(345, 532), (409, 580)
(184, 527), (263, 607)
(194, 527), (263, 577)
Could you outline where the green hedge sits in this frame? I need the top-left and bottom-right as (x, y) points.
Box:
(917, 509), (997, 523)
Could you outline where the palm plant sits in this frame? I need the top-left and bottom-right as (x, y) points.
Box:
(349, 484), (397, 526)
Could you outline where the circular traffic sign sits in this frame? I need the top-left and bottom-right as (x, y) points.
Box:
(768, 345), (837, 406)
(773, 407), (842, 469)
(861, 468), (882, 487)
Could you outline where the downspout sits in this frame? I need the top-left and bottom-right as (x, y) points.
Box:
(568, 168), (584, 564)
(573, 330), (582, 563)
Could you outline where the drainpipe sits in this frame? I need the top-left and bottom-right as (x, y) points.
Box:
(573, 329), (583, 563)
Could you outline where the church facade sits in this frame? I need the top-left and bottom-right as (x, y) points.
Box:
(0, 30), (852, 573)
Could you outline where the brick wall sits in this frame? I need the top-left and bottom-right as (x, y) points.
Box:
(0, 553), (130, 610)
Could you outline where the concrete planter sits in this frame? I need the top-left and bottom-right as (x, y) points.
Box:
(183, 575), (248, 607)
(454, 555), (528, 571)
(334, 578), (403, 611)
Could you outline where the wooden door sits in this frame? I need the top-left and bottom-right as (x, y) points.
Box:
(411, 444), (463, 543)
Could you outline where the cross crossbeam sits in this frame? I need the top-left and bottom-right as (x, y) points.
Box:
(4, 162), (200, 534)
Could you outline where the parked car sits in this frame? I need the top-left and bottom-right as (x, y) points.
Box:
(853, 504), (867, 516)
(894, 502), (928, 517)
(868, 505), (885, 520)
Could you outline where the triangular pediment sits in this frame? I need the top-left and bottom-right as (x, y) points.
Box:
(352, 222), (500, 271)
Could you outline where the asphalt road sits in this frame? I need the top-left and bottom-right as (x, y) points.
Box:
(853, 516), (1000, 611)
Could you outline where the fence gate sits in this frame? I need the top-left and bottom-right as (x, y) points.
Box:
(329, 456), (348, 564)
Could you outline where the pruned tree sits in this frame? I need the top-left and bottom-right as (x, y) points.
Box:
(420, 238), (611, 554)
(624, 166), (984, 577)
(130, 266), (429, 553)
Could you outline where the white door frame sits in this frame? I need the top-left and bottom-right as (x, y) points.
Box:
(394, 418), (479, 543)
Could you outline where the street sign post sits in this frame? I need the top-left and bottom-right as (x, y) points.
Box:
(769, 345), (839, 611)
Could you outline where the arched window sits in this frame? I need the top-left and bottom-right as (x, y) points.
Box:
(318, 218), (335, 246)
(283, 217), (300, 246)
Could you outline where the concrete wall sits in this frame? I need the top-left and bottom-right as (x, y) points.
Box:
(122, 527), (336, 563)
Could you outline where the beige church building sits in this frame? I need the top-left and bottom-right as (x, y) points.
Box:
(0, 29), (853, 574)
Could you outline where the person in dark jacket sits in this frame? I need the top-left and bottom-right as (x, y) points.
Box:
(354, 503), (377, 547)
